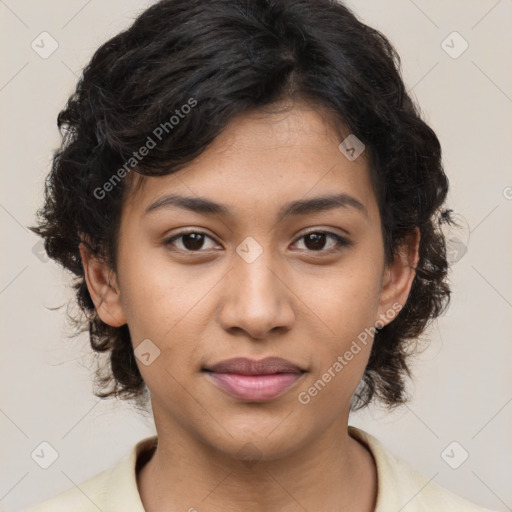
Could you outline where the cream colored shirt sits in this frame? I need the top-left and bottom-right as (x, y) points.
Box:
(25, 426), (495, 511)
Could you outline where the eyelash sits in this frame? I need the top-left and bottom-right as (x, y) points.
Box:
(163, 229), (352, 255)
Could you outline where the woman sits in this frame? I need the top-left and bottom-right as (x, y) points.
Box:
(27, 0), (496, 510)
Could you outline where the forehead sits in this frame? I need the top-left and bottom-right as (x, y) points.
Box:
(122, 103), (378, 224)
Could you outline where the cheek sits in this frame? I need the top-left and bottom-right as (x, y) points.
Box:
(296, 253), (383, 393)
(117, 242), (197, 336)
(116, 246), (215, 387)
(296, 293), (377, 411)
(314, 259), (383, 339)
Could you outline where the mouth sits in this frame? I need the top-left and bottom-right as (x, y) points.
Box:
(203, 357), (306, 402)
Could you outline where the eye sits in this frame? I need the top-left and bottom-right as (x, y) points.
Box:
(164, 229), (352, 254)
(164, 230), (220, 252)
(292, 231), (352, 253)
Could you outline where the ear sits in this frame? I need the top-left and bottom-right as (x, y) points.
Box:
(376, 227), (420, 327)
(79, 242), (127, 327)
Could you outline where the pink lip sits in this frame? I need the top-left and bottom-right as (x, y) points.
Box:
(206, 372), (304, 401)
(204, 357), (305, 402)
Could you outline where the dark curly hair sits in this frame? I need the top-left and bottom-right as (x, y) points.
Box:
(30, 0), (453, 411)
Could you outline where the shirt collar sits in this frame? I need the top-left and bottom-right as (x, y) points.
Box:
(103, 435), (157, 512)
(104, 426), (409, 511)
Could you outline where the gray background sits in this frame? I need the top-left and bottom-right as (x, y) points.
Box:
(1, 1), (511, 510)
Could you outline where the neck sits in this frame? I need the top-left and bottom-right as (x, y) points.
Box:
(137, 419), (377, 512)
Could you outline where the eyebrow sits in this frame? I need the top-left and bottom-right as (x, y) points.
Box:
(144, 193), (368, 221)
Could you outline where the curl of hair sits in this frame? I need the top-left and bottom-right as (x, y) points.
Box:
(30, 0), (452, 410)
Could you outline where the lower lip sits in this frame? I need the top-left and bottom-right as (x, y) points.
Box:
(205, 372), (304, 401)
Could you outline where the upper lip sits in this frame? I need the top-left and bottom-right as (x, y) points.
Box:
(204, 357), (304, 375)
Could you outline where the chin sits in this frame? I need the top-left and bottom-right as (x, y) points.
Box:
(197, 415), (314, 464)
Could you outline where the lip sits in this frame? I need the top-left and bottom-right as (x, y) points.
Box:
(205, 357), (304, 375)
(203, 357), (305, 402)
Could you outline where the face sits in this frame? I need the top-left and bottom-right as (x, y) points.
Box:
(83, 101), (417, 461)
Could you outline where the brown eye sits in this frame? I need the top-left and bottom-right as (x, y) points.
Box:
(164, 231), (219, 252)
(293, 231), (352, 253)
(180, 233), (206, 251)
(164, 229), (352, 255)
(304, 233), (328, 251)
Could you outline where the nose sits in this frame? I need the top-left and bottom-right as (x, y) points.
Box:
(217, 245), (295, 340)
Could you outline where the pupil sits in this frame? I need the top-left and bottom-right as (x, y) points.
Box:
(184, 233), (204, 251)
(305, 233), (325, 250)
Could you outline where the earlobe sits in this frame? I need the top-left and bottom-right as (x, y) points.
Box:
(79, 242), (127, 327)
(376, 228), (420, 326)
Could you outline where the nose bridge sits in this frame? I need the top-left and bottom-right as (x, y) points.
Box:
(233, 234), (281, 305)
(218, 235), (294, 337)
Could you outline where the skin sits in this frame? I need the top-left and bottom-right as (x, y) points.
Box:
(80, 101), (419, 512)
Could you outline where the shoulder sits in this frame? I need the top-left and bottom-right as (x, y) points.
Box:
(24, 465), (113, 512)
(24, 436), (157, 512)
(348, 426), (497, 512)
